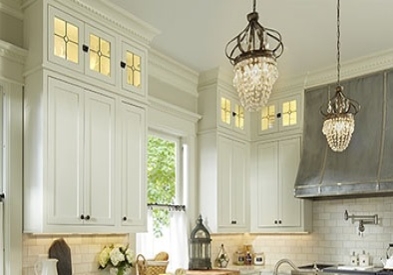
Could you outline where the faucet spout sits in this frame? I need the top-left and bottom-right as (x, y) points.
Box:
(273, 259), (300, 275)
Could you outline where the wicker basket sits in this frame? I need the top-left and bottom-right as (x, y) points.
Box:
(136, 254), (169, 275)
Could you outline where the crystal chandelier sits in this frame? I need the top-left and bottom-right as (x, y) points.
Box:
(225, 0), (283, 112)
(321, 0), (360, 152)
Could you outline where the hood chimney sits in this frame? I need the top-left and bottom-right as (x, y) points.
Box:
(294, 70), (393, 198)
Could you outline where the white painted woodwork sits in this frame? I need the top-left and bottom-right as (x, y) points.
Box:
(84, 90), (116, 225)
(251, 136), (312, 232)
(47, 78), (116, 227)
(199, 133), (249, 233)
(47, 78), (84, 225)
(119, 101), (147, 230)
(23, 0), (150, 233)
(217, 136), (248, 229)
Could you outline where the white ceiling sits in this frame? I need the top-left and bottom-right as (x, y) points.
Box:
(107, 0), (393, 82)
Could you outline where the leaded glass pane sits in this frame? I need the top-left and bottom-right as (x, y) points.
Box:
(53, 17), (79, 63)
(234, 104), (244, 129)
(261, 105), (275, 130)
(125, 51), (142, 87)
(220, 97), (231, 125)
(282, 100), (297, 127)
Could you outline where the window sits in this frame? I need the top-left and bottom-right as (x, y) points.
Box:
(136, 132), (188, 271)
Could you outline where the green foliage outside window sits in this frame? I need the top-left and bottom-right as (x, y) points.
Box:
(147, 136), (176, 237)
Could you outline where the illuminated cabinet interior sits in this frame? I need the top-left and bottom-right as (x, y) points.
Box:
(259, 94), (301, 135)
(220, 94), (245, 133)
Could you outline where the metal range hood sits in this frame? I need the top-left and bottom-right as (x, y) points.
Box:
(294, 69), (393, 199)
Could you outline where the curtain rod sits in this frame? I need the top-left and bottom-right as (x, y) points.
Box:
(147, 203), (186, 211)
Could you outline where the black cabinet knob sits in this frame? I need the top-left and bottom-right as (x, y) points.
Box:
(274, 220), (278, 224)
(276, 113), (282, 118)
(82, 45), (89, 52)
(232, 112), (237, 117)
(120, 61), (126, 69)
(85, 215), (90, 220)
(231, 220), (237, 224)
(123, 217), (127, 221)
(278, 220), (282, 224)
(80, 214), (84, 220)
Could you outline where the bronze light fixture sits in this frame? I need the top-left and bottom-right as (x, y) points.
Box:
(225, 0), (284, 112)
(321, 0), (360, 152)
(188, 215), (211, 270)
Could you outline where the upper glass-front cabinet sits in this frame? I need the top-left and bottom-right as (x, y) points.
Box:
(121, 41), (147, 96)
(48, 6), (116, 85)
(219, 93), (246, 133)
(259, 94), (301, 135)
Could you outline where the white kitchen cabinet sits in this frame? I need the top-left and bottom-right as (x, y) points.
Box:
(119, 101), (147, 230)
(199, 133), (249, 233)
(198, 81), (249, 138)
(36, 77), (116, 229)
(120, 41), (147, 98)
(258, 94), (302, 135)
(251, 136), (312, 232)
(24, 76), (147, 233)
(48, 5), (116, 85)
(218, 91), (246, 134)
(24, 0), (151, 233)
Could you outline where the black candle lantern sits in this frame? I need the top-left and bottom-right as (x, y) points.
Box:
(188, 215), (212, 270)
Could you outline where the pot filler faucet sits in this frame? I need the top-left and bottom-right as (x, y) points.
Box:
(344, 210), (378, 234)
(273, 259), (320, 275)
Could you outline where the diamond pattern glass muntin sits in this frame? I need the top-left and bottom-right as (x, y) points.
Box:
(89, 34), (111, 76)
(126, 51), (142, 88)
(54, 17), (79, 63)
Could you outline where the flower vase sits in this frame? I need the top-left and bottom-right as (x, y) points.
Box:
(109, 267), (131, 275)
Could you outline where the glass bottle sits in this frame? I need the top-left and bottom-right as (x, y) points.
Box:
(216, 244), (229, 268)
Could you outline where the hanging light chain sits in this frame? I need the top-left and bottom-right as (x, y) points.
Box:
(253, 0), (256, 13)
(336, 0), (341, 86)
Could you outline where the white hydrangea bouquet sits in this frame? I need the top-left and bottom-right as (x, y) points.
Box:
(98, 244), (135, 275)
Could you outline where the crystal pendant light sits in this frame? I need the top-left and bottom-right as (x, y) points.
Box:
(321, 0), (360, 152)
(225, 0), (283, 112)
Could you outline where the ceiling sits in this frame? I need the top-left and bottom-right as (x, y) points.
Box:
(107, 0), (393, 83)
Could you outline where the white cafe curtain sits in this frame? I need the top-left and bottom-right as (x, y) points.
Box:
(136, 210), (189, 272)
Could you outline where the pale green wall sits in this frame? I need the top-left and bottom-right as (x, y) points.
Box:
(148, 76), (198, 113)
(0, 11), (23, 47)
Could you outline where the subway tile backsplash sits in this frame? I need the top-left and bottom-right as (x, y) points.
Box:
(23, 233), (133, 275)
(211, 197), (393, 268)
(23, 197), (393, 274)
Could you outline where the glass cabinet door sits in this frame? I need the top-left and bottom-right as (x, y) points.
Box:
(48, 6), (84, 72)
(259, 94), (300, 135)
(121, 41), (147, 97)
(219, 94), (246, 133)
(84, 25), (116, 84)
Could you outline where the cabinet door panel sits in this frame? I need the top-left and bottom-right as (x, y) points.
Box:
(84, 25), (116, 85)
(121, 42), (146, 97)
(279, 138), (301, 227)
(256, 142), (279, 227)
(84, 91), (116, 225)
(217, 137), (232, 227)
(231, 140), (247, 227)
(47, 78), (84, 225)
(48, 6), (84, 72)
(120, 102), (147, 227)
